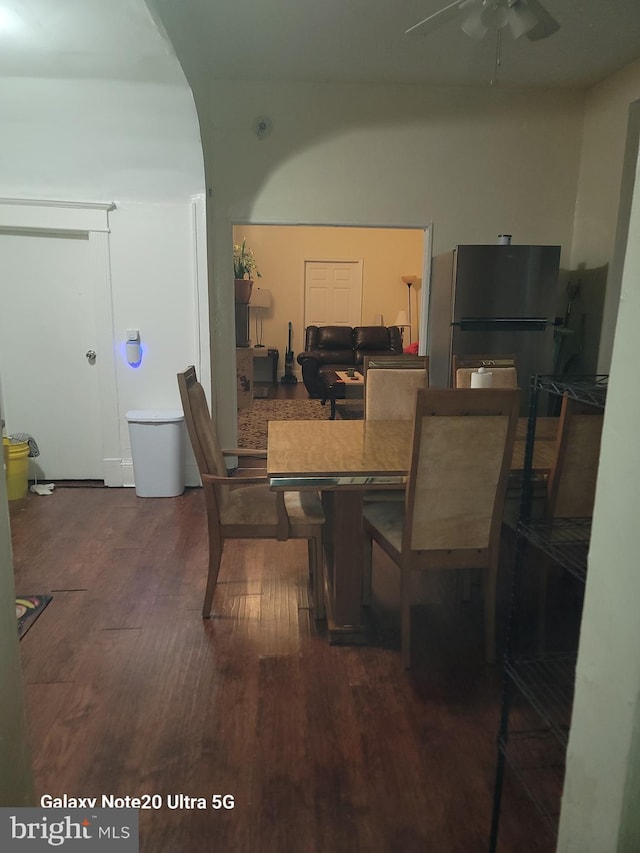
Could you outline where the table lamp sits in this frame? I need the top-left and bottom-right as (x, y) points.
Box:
(394, 309), (411, 345)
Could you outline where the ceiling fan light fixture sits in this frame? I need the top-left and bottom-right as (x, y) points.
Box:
(405, 0), (560, 52)
(481, 2), (509, 30)
(507, 1), (539, 39)
(460, 6), (488, 40)
(460, 0), (515, 40)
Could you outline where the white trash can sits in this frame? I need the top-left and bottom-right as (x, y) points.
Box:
(126, 409), (185, 497)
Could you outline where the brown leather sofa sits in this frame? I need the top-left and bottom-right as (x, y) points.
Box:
(297, 325), (403, 397)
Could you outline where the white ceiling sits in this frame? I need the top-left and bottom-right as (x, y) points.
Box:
(1, 0), (640, 90)
(0, 0), (182, 84)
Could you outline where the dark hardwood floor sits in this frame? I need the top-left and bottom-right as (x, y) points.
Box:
(254, 378), (310, 400)
(10, 481), (557, 852)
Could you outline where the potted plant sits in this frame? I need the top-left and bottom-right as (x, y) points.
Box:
(234, 239), (261, 303)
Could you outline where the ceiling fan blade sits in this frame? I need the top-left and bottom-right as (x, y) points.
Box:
(522, 0), (560, 41)
(507, 0), (539, 39)
(404, 0), (468, 36)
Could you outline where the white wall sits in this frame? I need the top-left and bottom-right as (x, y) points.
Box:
(0, 76), (207, 485)
(557, 138), (640, 853)
(108, 200), (206, 484)
(0, 77), (203, 202)
(205, 80), (585, 444)
(570, 59), (640, 373)
(571, 60), (640, 269)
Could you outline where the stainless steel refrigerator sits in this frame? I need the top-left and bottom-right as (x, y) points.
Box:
(427, 244), (561, 396)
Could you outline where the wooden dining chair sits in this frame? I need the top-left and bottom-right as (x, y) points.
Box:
(536, 393), (604, 645)
(545, 394), (604, 518)
(364, 355), (429, 421)
(452, 354), (518, 389)
(363, 354), (429, 374)
(177, 366), (325, 618)
(362, 387), (520, 667)
(361, 355), (430, 506)
(452, 354), (518, 599)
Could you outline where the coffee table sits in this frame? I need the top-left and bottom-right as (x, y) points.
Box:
(319, 369), (365, 420)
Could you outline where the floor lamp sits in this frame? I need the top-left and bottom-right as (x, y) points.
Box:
(401, 276), (418, 343)
(250, 288), (272, 347)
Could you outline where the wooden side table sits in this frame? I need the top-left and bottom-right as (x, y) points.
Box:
(236, 347), (254, 409)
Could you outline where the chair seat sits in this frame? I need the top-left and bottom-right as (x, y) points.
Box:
(220, 483), (279, 525)
(362, 501), (405, 556)
(220, 483), (324, 527)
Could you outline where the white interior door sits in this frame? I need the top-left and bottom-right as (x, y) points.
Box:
(0, 230), (104, 479)
(304, 260), (363, 328)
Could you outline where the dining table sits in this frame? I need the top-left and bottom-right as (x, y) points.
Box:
(267, 417), (557, 643)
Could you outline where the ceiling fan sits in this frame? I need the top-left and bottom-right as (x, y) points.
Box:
(405, 0), (560, 42)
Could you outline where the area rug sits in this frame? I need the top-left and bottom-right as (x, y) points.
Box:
(16, 595), (52, 639)
(238, 398), (331, 449)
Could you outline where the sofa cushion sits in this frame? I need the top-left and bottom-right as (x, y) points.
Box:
(353, 326), (393, 350)
(316, 325), (354, 350)
(311, 349), (355, 366)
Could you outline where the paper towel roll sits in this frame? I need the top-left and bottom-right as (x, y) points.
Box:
(471, 368), (493, 389)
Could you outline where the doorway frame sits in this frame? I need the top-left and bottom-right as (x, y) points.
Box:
(418, 221), (434, 357)
(230, 218), (433, 353)
(227, 218), (433, 447)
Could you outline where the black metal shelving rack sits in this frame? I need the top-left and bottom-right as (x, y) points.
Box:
(489, 374), (608, 851)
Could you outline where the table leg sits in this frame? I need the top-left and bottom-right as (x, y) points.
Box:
(321, 490), (368, 643)
(329, 392), (337, 420)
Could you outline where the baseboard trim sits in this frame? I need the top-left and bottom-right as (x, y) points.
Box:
(107, 459), (200, 489)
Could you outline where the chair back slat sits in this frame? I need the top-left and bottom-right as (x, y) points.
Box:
(455, 366), (518, 389)
(363, 354), (429, 373)
(405, 388), (520, 552)
(364, 355), (429, 421)
(177, 366), (228, 480)
(365, 369), (428, 421)
(547, 395), (603, 518)
(452, 353), (517, 389)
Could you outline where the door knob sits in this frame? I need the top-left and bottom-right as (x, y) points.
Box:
(86, 349), (97, 364)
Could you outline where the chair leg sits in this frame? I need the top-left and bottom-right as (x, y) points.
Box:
(484, 558), (498, 665)
(401, 566), (412, 668)
(460, 568), (472, 601)
(308, 533), (326, 620)
(362, 532), (373, 607)
(202, 538), (223, 618)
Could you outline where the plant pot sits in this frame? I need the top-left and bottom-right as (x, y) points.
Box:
(234, 278), (253, 304)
